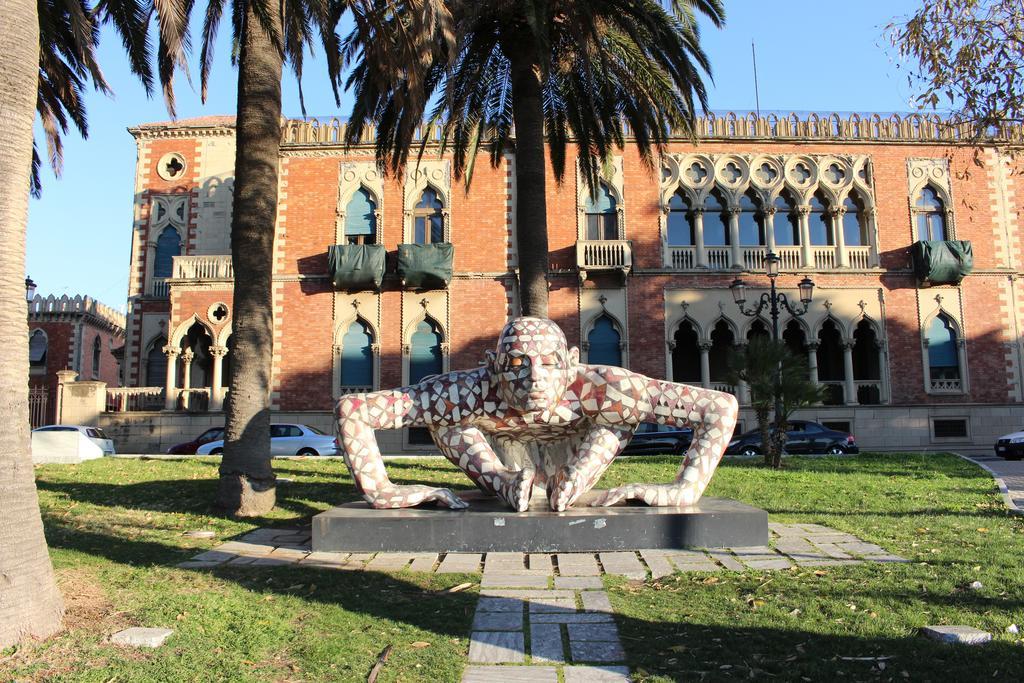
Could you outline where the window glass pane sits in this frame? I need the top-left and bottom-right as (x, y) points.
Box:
(410, 319), (443, 383)
(154, 228), (181, 278)
(587, 316), (621, 366)
(416, 188), (443, 210)
(927, 316), (959, 369)
(703, 211), (729, 246)
(344, 188), (377, 239)
(341, 319), (374, 387)
(773, 194), (799, 246)
(808, 195), (832, 246)
(29, 330), (47, 365)
(270, 425), (287, 438)
(414, 217), (426, 244)
(430, 215), (445, 243)
(842, 198), (863, 246)
(602, 213), (617, 240)
(738, 193), (762, 245)
(917, 186), (943, 211)
(287, 426), (302, 437)
(927, 213), (946, 241)
(667, 209), (693, 245)
(584, 184), (616, 213)
(146, 340), (166, 385)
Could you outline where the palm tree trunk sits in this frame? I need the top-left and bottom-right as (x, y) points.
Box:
(216, 3), (283, 515)
(508, 48), (549, 319)
(0, 0), (64, 647)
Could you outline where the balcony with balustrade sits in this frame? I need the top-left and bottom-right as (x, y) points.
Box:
(576, 240), (633, 282)
(664, 243), (876, 272)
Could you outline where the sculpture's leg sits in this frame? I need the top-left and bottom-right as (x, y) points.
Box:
(592, 386), (738, 508)
(433, 425), (535, 512)
(338, 392), (468, 510)
(547, 425), (632, 511)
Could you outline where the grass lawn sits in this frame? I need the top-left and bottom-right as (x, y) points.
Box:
(0, 453), (1020, 681)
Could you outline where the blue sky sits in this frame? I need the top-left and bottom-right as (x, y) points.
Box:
(26, 1), (924, 307)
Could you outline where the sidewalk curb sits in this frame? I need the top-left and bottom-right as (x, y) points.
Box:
(952, 452), (1023, 516)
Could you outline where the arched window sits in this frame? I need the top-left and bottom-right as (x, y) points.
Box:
(414, 188), (445, 244)
(341, 319), (374, 389)
(92, 336), (102, 378)
(585, 183), (618, 240)
(852, 319), (881, 404)
(927, 315), (960, 383)
(708, 320), (735, 384)
(587, 315), (621, 366)
(666, 192), (694, 246)
(782, 320), (807, 359)
(817, 319), (845, 405)
(154, 227), (182, 278)
(344, 188), (377, 245)
(773, 191), (800, 246)
(409, 318), (443, 384)
(808, 192), (833, 246)
(738, 191), (765, 245)
(145, 337), (167, 386)
(29, 329), (48, 368)
(672, 321), (701, 383)
(842, 192), (868, 246)
(916, 186), (947, 241)
(746, 319), (770, 343)
(703, 190), (730, 246)
(181, 322), (213, 388)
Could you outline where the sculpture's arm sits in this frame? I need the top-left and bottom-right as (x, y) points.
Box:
(592, 380), (738, 507)
(336, 390), (468, 509)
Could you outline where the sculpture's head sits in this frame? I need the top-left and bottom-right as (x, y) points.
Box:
(487, 317), (580, 413)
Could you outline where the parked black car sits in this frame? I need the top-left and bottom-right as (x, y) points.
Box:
(724, 420), (859, 456)
(623, 422), (693, 455)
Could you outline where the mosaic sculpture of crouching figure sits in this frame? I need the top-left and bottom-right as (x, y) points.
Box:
(336, 317), (738, 512)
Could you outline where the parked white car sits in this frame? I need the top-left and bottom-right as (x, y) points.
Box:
(196, 423), (338, 456)
(32, 425), (116, 455)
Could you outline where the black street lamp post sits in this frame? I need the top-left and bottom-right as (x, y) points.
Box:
(730, 252), (815, 456)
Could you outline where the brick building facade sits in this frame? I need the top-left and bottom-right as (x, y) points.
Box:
(109, 112), (1024, 453)
(28, 294), (125, 426)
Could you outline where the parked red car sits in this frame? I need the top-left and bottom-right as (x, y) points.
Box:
(167, 427), (224, 455)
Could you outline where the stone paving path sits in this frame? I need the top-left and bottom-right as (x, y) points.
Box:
(178, 524), (907, 681)
(962, 453), (1024, 514)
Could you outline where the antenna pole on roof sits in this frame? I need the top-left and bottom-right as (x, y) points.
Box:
(751, 40), (761, 119)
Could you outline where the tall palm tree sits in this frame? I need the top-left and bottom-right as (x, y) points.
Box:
(105, 0), (346, 515)
(344, 0), (724, 317)
(1, 0), (161, 647)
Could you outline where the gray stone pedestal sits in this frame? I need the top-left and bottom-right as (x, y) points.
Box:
(312, 491), (767, 552)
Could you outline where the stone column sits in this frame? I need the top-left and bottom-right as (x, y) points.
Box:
(867, 207), (880, 267)
(54, 369), (78, 424)
(699, 342), (711, 388)
(180, 348), (194, 410)
(832, 207), (849, 267)
(806, 342), (820, 386)
(209, 344), (228, 411)
(797, 205), (813, 267)
(842, 342), (858, 405)
(163, 345), (179, 410)
(764, 207), (777, 253)
(693, 209), (707, 268)
(727, 207), (742, 268)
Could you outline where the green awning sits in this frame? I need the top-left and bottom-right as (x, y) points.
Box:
(397, 243), (453, 289)
(911, 240), (973, 285)
(328, 243), (386, 290)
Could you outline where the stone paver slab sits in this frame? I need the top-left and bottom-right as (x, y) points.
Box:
(555, 576), (604, 590)
(922, 625), (992, 645)
(598, 552), (646, 579)
(482, 590), (576, 599)
(743, 558), (793, 570)
(481, 573), (549, 589)
(527, 554), (554, 573)
(563, 665), (631, 683)
(639, 550), (675, 579)
(810, 543), (853, 559)
(557, 553), (601, 576)
(581, 591), (613, 613)
(408, 553), (439, 572)
(366, 553), (413, 571)
(249, 557), (296, 566)
(468, 631), (526, 663)
(567, 623), (620, 642)
(835, 541), (887, 555)
(671, 562), (722, 572)
(730, 546), (776, 557)
(484, 552), (525, 573)
(269, 547), (309, 560)
(437, 553), (482, 573)
(216, 541), (275, 555)
(110, 627), (173, 648)
(570, 639), (625, 663)
(303, 551), (348, 564)
(190, 550), (235, 564)
(530, 622), (565, 663)
(529, 597), (576, 613)
(472, 611), (523, 631)
(707, 551), (745, 571)
(462, 665), (557, 682)
(476, 597), (525, 613)
(531, 612), (615, 624)
(176, 561), (223, 569)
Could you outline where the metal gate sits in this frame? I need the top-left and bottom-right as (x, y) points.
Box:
(29, 386), (49, 428)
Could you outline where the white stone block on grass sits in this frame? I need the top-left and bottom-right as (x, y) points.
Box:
(921, 625), (992, 645)
(110, 627), (173, 648)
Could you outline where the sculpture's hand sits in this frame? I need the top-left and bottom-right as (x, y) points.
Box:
(368, 484), (470, 510)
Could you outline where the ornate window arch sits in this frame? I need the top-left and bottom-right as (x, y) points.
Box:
(404, 314), (447, 385)
(666, 191), (695, 246)
(343, 187), (379, 245)
(144, 335), (167, 387)
(737, 190), (765, 246)
(923, 312), (966, 393)
(583, 182), (619, 241)
(915, 185), (948, 241)
(670, 318), (702, 384)
(92, 335), (102, 379)
(154, 227), (182, 278)
(413, 186), (446, 244)
(336, 316), (377, 394)
(583, 313), (624, 367)
(808, 192), (834, 246)
(29, 328), (48, 371)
